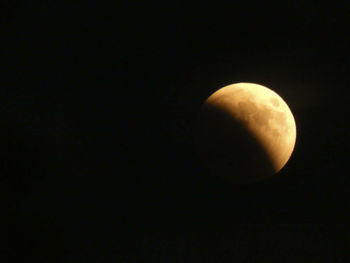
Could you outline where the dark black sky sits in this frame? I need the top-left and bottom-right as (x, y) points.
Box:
(1, 1), (350, 261)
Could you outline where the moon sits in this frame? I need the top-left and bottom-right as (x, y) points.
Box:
(195, 82), (296, 184)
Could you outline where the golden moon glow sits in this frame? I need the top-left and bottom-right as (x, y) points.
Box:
(195, 82), (297, 184)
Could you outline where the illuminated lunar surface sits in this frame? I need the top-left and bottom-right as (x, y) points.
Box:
(195, 82), (296, 184)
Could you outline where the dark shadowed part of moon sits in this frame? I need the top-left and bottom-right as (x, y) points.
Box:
(195, 102), (275, 184)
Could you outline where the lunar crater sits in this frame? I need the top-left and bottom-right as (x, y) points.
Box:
(270, 97), (280, 107)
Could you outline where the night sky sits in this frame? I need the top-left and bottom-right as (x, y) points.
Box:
(1, 1), (350, 261)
